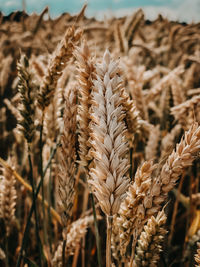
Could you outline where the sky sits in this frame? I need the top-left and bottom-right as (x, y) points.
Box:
(0, 0), (200, 22)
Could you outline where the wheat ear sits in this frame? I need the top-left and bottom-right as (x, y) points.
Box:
(89, 49), (130, 266)
(89, 49), (130, 216)
(134, 210), (167, 267)
(38, 26), (82, 110)
(0, 157), (17, 236)
(57, 86), (77, 227)
(195, 242), (200, 266)
(120, 87), (141, 140)
(116, 123), (200, 263)
(74, 42), (103, 267)
(52, 215), (98, 266)
(17, 54), (37, 144)
(74, 41), (96, 167)
(149, 122), (200, 217)
(114, 21), (127, 53)
(117, 160), (157, 259)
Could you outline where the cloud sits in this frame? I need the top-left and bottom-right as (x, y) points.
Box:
(3, 0), (21, 8)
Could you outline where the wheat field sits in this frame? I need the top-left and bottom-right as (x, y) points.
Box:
(0, 5), (200, 267)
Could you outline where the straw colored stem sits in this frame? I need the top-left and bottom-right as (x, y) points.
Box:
(106, 215), (113, 267)
(90, 193), (102, 267)
(168, 173), (184, 245)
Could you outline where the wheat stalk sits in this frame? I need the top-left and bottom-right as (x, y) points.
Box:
(145, 125), (160, 161)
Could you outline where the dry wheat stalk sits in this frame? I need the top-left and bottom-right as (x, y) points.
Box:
(111, 216), (122, 263)
(4, 98), (20, 121)
(171, 95), (200, 127)
(161, 124), (182, 159)
(145, 125), (160, 161)
(183, 63), (197, 89)
(129, 79), (148, 121)
(74, 42), (96, 167)
(0, 55), (13, 95)
(114, 21), (127, 54)
(145, 65), (184, 103)
(187, 88), (200, 96)
(31, 55), (45, 78)
(57, 86), (77, 227)
(38, 26), (82, 110)
(170, 74), (185, 106)
(127, 9), (144, 48)
(117, 161), (157, 259)
(89, 49), (130, 216)
(52, 215), (96, 266)
(0, 157), (17, 236)
(120, 87), (141, 140)
(124, 9), (144, 41)
(134, 210), (167, 267)
(17, 54), (37, 144)
(158, 82), (170, 115)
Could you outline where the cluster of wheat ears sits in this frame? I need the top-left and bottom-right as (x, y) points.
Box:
(0, 4), (200, 267)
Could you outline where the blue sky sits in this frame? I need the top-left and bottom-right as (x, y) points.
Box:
(0, 0), (200, 22)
